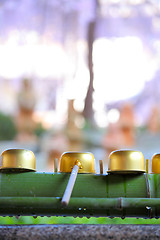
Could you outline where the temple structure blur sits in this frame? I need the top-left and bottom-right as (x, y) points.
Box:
(16, 78), (37, 142)
(0, 0), (159, 172)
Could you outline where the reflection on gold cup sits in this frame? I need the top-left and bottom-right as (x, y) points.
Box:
(108, 150), (146, 173)
(60, 152), (95, 173)
(0, 149), (36, 172)
(151, 153), (160, 173)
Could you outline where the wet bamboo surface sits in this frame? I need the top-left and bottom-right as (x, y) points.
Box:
(0, 172), (160, 217)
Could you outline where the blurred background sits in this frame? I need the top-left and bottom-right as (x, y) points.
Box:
(0, 0), (160, 172)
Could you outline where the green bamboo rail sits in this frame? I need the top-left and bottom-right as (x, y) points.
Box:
(0, 197), (159, 217)
(0, 172), (160, 217)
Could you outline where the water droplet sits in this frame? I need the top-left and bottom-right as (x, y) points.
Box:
(146, 206), (151, 210)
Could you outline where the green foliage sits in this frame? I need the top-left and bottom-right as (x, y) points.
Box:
(34, 123), (46, 137)
(0, 216), (160, 225)
(136, 126), (148, 133)
(0, 112), (17, 140)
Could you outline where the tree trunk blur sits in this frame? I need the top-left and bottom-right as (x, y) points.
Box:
(83, 20), (96, 124)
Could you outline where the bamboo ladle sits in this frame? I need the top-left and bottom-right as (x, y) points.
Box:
(60, 152), (95, 206)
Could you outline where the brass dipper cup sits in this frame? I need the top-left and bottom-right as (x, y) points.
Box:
(151, 153), (160, 173)
(0, 149), (36, 172)
(60, 152), (95, 206)
(108, 150), (146, 173)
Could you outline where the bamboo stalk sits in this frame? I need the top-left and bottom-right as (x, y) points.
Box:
(99, 160), (103, 174)
(146, 159), (149, 173)
(0, 197), (118, 210)
(54, 158), (58, 172)
(0, 172), (149, 199)
(0, 197), (160, 217)
(0, 197), (159, 210)
(121, 198), (160, 208)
